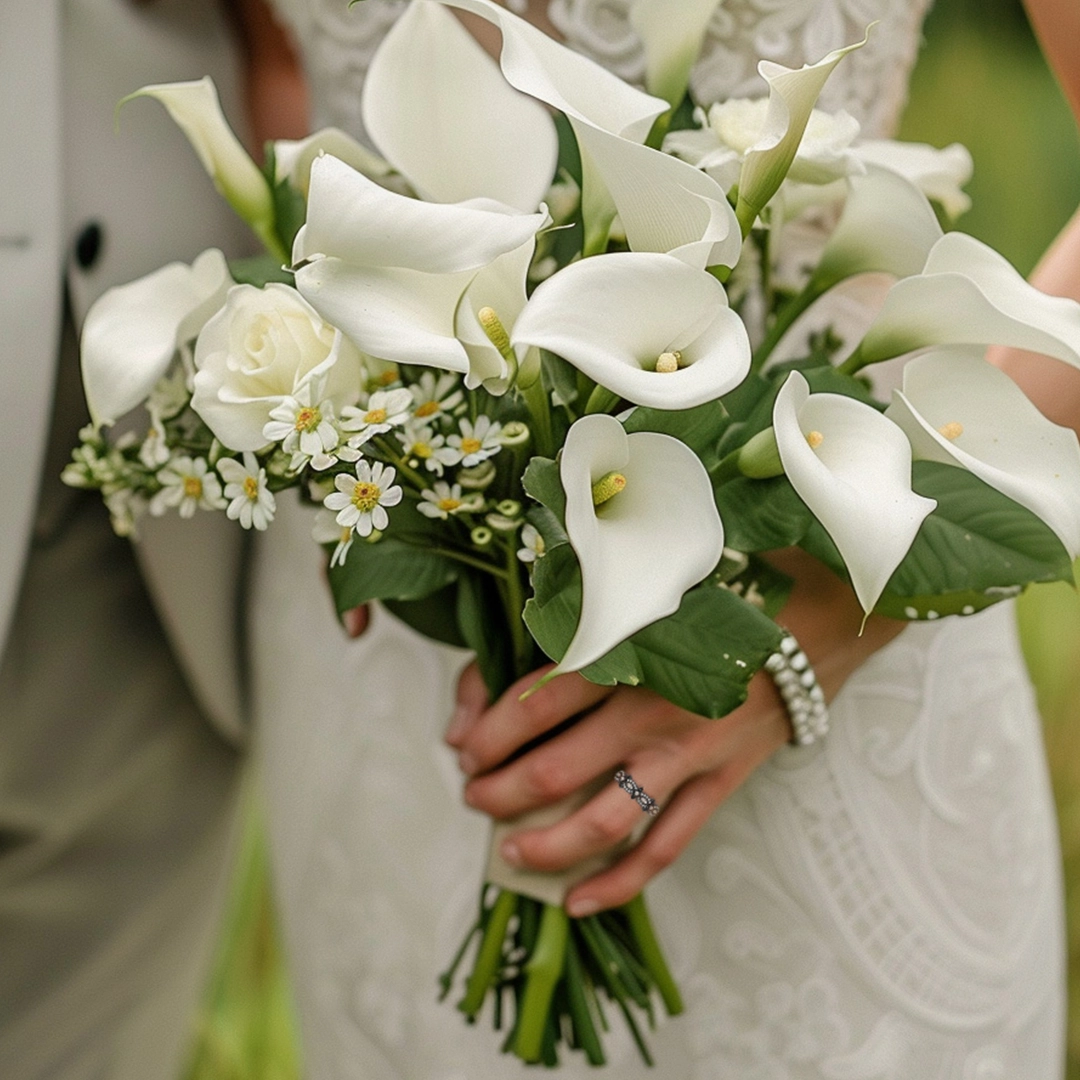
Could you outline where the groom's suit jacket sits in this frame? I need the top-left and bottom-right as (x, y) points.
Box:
(0, 0), (250, 740)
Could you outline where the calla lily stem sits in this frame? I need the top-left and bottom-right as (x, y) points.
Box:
(623, 893), (683, 1015)
(514, 903), (569, 1061)
(459, 888), (517, 1019)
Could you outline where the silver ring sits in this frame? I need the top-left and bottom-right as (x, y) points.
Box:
(614, 769), (660, 816)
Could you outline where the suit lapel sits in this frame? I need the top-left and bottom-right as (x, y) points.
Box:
(0, 0), (64, 657)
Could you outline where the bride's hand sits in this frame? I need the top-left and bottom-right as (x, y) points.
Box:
(446, 547), (905, 916)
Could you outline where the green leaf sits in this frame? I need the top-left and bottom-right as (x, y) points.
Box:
(800, 461), (1076, 620)
(714, 475), (813, 552)
(262, 142), (307, 257)
(522, 456), (566, 524)
(623, 399), (730, 472)
(457, 569), (520, 699)
(327, 537), (458, 615)
(228, 255), (294, 288)
(384, 585), (469, 649)
(523, 545), (783, 717)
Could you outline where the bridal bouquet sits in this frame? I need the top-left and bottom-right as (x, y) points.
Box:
(67, 0), (1080, 1067)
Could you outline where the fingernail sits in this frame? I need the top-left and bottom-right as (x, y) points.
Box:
(566, 898), (600, 918)
(343, 605), (368, 638)
(500, 840), (523, 867)
(458, 751), (478, 776)
(445, 704), (474, 747)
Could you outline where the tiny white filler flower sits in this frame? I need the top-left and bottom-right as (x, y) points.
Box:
(324, 460), (403, 538)
(218, 452), (276, 531)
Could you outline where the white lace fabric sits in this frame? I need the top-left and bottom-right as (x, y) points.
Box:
(255, 2), (1066, 1076)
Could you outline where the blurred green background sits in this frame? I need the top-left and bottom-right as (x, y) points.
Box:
(181, 0), (1080, 1075)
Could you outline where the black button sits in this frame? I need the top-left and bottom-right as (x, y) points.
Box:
(74, 221), (103, 270)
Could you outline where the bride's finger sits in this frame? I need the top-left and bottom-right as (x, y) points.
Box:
(562, 768), (738, 915)
(455, 667), (612, 777)
(461, 688), (696, 817)
(494, 755), (688, 873)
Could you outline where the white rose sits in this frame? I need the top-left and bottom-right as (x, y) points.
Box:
(192, 283), (364, 450)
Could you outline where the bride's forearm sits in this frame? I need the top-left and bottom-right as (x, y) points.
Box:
(764, 547), (905, 706)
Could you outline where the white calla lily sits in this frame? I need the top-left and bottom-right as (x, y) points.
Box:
(557, 413), (724, 673)
(854, 139), (972, 219)
(885, 347), (1080, 556)
(571, 124), (742, 269)
(774, 371), (936, 613)
(511, 252), (751, 408)
(81, 248), (230, 428)
(810, 165), (943, 292)
(429, 0), (739, 262)
(735, 32), (869, 233)
(363, 0), (557, 211)
(293, 154), (546, 373)
(666, 99), (863, 193)
(857, 232), (1080, 368)
(274, 127), (393, 196)
(125, 79), (278, 257)
(629, 0), (722, 110)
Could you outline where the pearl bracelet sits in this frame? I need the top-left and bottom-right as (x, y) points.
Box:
(764, 632), (829, 746)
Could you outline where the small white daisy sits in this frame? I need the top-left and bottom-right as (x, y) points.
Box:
(341, 387), (414, 449)
(263, 380), (342, 471)
(517, 523), (546, 563)
(409, 371), (465, 422)
(218, 452), (276, 531)
(324, 460), (403, 538)
(395, 422), (460, 477)
(150, 455), (227, 519)
(312, 508), (358, 568)
(448, 415), (503, 467)
(139, 414), (172, 469)
(417, 481), (470, 520)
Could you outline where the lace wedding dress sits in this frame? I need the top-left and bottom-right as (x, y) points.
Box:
(253, 2), (1066, 1076)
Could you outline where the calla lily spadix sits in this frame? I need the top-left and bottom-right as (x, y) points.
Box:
(629, 0), (723, 111)
(292, 154), (547, 375)
(856, 232), (1080, 369)
(427, 0), (740, 263)
(125, 78), (279, 258)
(81, 248), (230, 428)
(275, 127), (394, 196)
(886, 347), (1080, 557)
(735, 31), (870, 234)
(510, 252), (751, 409)
(774, 371), (936, 614)
(362, 0), (557, 211)
(556, 413), (725, 674)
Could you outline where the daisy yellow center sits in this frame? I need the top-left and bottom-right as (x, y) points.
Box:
(438, 497), (462, 512)
(242, 476), (260, 501)
(806, 430), (824, 449)
(938, 421), (964, 441)
(351, 481), (382, 513)
(365, 408), (387, 424)
(655, 350), (682, 373)
(378, 369), (398, 386)
(295, 406), (321, 433)
(415, 401), (440, 419)
(592, 471), (627, 507)
(412, 442), (433, 459)
(460, 438), (482, 455)
(183, 476), (203, 499)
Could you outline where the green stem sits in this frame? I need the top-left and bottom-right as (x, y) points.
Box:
(753, 277), (828, 372)
(253, 218), (288, 266)
(622, 894), (683, 1016)
(429, 546), (508, 580)
(836, 341), (868, 377)
(564, 932), (605, 1064)
(521, 378), (555, 460)
(459, 889), (517, 1019)
(502, 537), (532, 678)
(584, 385), (621, 415)
(514, 903), (569, 1062)
(371, 436), (429, 491)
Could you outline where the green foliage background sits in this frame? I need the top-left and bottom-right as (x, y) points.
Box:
(183, 1), (1080, 1075)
